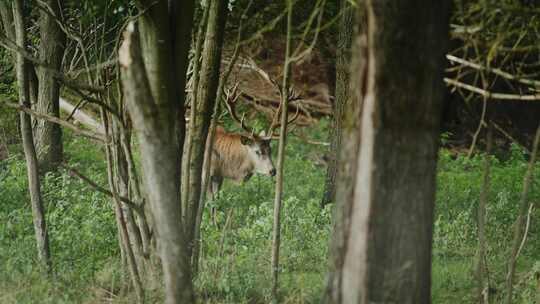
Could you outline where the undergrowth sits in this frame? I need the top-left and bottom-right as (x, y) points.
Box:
(1, 123), (539, 303)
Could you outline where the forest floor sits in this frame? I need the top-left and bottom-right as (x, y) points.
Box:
(1, 119), (539, 303)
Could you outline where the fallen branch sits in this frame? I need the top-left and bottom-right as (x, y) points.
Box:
(0, 101), (108, 143)
(59, 98), (104, 133)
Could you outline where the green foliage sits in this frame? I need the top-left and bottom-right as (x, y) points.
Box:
(433, 145), (540, 303)
(0, 132), (117, 303)
(0, 123), (539, 303)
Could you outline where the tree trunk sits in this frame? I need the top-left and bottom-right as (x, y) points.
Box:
(475, 122), (492, 302)
(120, 0), (195, 301)
(12, 0), (52, 274)
(322, 7), (364, 303)
(184, 0), (228, 259)
(321, 0), (355, 207)
(327, 1), (450, 303)
(271, 1), (293, 301)
(33, 0), (66, 171)
(102, 109), (144, 303)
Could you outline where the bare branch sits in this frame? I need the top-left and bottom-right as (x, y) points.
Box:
(444, 78), (540, 101)
(447, 54), (540, 88)
(0, 33), (105, 93)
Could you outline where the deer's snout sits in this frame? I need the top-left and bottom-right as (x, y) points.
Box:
(270, 168), (276, 177)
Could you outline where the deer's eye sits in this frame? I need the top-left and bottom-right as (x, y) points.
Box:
(256, 150), (261, 156)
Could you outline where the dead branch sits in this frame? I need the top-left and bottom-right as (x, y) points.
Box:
(0, 101), (108, 142)
(444, 78), (540, 101)
(447, 54), (540, 88)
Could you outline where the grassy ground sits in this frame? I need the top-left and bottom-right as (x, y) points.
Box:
(1, 122), (539, 303)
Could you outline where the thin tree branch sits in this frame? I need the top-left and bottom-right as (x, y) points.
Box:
(0, 33), (105, 93)
(447, 54), (540, 88)
(62, 165), (143, 215)
(444, 78), (540, 101)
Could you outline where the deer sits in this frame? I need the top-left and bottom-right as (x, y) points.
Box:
(203, 84), (299, 200)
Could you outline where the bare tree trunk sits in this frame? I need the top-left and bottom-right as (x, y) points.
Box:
(33, 0), (66, 171)
(120, 0), (195, 300)
(327, 1), (450, 303)
(12, 0), (52, 274)
(271, 1), (293, 301)
(321, 0), (354, 207)
(102, 110), (144, 303)
(184, 0), (228, 259)
(476, 122), (492, 302)
(505, 124), (540, 304)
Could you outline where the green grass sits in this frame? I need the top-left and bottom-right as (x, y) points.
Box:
(1, 123), (539, 303)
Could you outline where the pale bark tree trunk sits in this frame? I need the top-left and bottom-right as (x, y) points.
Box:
(184, 0), (228, 259)
(120, 0), (195, 302)
(12, 0), (52, 274)
(271, 1), (293, 300)
(326, 0), (450, 303)
(33, 0), (66, 171)
(321, 0), (355, 207)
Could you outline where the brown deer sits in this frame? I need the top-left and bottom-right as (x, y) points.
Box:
(204, 84), (299, 200)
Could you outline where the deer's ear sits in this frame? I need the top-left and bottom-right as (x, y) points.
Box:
(240, 136), (253, 146)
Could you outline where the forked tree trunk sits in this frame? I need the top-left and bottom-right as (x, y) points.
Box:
(326, 0), (450, 303)
(321, 0), (354, 207)
(12, 0), (52, 274)
(184, 0), (228, 259)
(120, 0), (195, 302)
(33, 0), (66, 171)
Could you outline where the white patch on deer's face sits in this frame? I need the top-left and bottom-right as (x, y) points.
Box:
(244, 139), (275, 177)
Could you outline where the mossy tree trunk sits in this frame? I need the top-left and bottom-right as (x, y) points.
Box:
(325, 0), (450, 303)
(12, 0), (52, 274)
(321, 0), (355, 207)
(33, 0), (66, 171)
(184, 0), (228, 260)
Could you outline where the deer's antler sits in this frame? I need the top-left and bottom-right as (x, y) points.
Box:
(223, 84), (257, 137)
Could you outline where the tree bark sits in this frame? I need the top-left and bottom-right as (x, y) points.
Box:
(323, 7), (364, 303)
(321, 0), (355, 207)
(327, 1), (450, 303)
(121, 0), (195, 301)
(12, 0), (52, 274)
(184, 0), (228, 259)
(33, 0), (66, 171)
